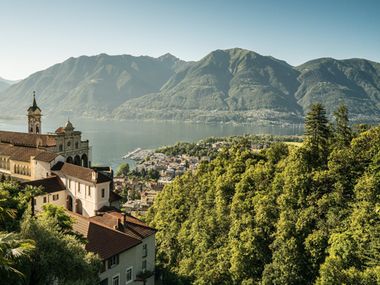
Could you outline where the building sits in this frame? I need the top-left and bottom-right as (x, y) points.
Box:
(22, 173), (155, 285)
(70, 211), (156, 285)
(0, 94), (91, 169)
(4, 93), (156, 285)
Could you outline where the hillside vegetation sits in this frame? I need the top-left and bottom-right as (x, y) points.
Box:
(1, 49), (380, 123)
(147, 104), (380, 284)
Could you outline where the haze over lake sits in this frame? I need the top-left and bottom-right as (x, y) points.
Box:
(0, 118), (303, 169)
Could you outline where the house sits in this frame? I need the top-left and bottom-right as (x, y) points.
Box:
(69, 210), (156, 285)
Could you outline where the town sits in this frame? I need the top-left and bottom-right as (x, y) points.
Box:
(0, 95), (155, 285)
(116, 136), (301, 216)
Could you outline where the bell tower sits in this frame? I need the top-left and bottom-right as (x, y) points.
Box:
(27, 91), (42, 134)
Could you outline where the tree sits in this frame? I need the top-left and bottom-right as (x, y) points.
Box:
(333, 104), (352, 147)
(116, 163), (130, 177)
(304, 103), (330, 166)
(20, 210), (101, 285)
(0, 232), (34, 282)
(147, 126), (380, 285)
(40, 204), (74, 234)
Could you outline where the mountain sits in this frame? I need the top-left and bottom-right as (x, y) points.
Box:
(296, 58), (380, 121)
(113, 49), (303, 123)
(0, 77), (18, 92)
(1, 49), (380, 123)
(0, 53), (187, 118)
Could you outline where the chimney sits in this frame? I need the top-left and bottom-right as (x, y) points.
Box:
(91, 171), (98, 182)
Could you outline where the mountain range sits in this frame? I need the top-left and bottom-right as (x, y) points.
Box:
(0, 77), (18, 92)
(1, 48), (380, 124)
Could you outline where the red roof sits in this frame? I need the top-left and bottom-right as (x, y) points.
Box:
(0, 131), (56, 147)
(68, 212), (146, 260)
(90, 211), (156, 239)
(0, 143), (55, 162)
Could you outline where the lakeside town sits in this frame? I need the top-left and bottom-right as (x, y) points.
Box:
(116, 135), (302, 216)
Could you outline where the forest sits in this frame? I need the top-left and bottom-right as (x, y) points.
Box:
(147, 104), (380, 284)
(0, 184), (100, 284)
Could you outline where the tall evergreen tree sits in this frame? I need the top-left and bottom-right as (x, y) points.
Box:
(304, 103), (330, 166)
(334, 104), (352, 147)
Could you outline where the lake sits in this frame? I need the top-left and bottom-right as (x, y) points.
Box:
(0, 117), (303, 170)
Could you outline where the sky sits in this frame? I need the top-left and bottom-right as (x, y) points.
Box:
(0, 0), (379, 80)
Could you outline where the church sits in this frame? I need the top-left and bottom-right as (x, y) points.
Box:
(0, 93), (114, 215)
(0, 93), (156, 285)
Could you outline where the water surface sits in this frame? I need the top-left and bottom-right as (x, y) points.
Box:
(0, 117), (303, 169)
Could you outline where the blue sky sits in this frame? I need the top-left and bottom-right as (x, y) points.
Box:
(1, 0), (379, 79)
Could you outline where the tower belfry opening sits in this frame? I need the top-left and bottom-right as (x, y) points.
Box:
(27, 91), (42, 134)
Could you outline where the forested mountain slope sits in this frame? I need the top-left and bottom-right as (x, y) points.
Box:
(147, 105), (380, 284)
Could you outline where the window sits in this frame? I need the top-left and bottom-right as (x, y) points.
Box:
(101, 188), (105, 198)
(67, 141), (71, 147)
(112, 275), (119, 285)
(142, 244), (147, 257)
(126, 267), (133, 283)
(33, 198), (37, 206)
(142, 260), (147, 272)
(59, 144), (63, 151)
(52, 194), (59, 201)
(75, 142), (79, 149)
(88, 187), (91, 196)
(99, 279), (108, 285)
(108, 254), (119, 268)
(77, 182), (80, 193)
(43, 197), (47, 203)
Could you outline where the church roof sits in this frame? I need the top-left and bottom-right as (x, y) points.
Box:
(34, 151), (59, 162)
(0, 143), (55, 162)
(27, 93), (41, 112)
(0, 131), (56, 148)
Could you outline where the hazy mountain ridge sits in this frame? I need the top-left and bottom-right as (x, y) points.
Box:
(1, 49), (380, 123)
(0, 77), (19, 92)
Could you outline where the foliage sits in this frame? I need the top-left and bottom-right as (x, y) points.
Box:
(147, 104), (380, 284)
(0, 232), (34, 282)
(116, 162), (130, 177)
(0, 184), (101, 285)
(20, 211), (101, 285)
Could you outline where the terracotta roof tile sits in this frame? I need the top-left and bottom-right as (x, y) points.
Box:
(68, 212), (142, 260)
(86, 223), (141, 260)
(90, 211), (156, 239)
(0, 143), (49, 162)
(67, 212), (90, 238)
(0, 131), (56, 147)
(34, 152), (59, 162)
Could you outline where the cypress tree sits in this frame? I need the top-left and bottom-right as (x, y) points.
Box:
(304, 103), (330, 166)
(334, 104), (352, 147)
